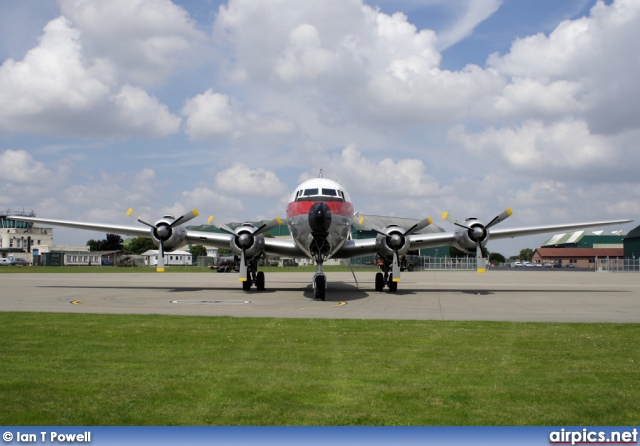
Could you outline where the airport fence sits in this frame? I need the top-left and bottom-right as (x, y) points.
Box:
(594, 257), (640, 272)
(422, 257), (478, 271)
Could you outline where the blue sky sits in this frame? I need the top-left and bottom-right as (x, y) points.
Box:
(0, 0), (637, 256)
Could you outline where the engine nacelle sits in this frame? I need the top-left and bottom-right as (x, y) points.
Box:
(150, 218), (188, 252)
(375, 225), (411, 259)
(452, 218), (489, 254)
(230, 223), (266, 259)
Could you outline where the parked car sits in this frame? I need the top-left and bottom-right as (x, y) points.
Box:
(10, 258), (29, 266)
(552, 263), (564, 268)
(543, 262), (552, 268)
(566, 263), (576, 268)
(283, 259), (298, 267)
(513, 261), (523, 267)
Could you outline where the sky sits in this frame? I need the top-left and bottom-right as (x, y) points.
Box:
(0, 0), (638, 256)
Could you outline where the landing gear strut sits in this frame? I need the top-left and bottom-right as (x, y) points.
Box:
(375, 257), (398, 293)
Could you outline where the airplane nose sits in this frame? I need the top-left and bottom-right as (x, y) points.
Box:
(308, 202), (331, 233)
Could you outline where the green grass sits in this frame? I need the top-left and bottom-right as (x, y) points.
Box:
(1, 313), (638, 425)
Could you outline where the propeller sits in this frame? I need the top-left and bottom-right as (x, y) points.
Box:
(208, 216), (282, 282)
(375, 216), (433, 282)
(441, 209), (512, 273)
(127, 208), (199, 272)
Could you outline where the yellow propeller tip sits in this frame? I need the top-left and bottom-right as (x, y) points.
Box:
(126, 208), (134, 216)
(507, 208), (513, 216)
(441, 211), (448, 220)
(207, 216), (214, 224)
(276, 217), (283, 225)
(427, 217), (433, 225)
(358, 217), (365, 225)
(192, 209), (199, 217)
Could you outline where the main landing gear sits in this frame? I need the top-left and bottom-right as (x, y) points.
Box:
(242, 258), (265, 291)
(375, 258), (398, 293)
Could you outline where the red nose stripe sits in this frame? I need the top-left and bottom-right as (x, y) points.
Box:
(286, 201), (354, 219)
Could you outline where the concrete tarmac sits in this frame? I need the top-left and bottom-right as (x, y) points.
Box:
(1, 270), (639, 323)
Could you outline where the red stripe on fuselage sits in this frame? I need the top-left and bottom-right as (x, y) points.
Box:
(286, 201), (354, 219)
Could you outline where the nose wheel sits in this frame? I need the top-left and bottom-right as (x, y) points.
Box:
(313, 273), (326, 301)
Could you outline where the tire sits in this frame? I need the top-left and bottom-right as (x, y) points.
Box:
(375, 272), (384, 292)
(388, 275), (398, 292)
(314, 275), (326, 301)
(407, 264), (414, 272)
(256, 271), (265, 291)
(242, 278), (251, 291)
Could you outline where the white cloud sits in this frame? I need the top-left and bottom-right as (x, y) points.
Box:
(0, 150), (62, 184)
(0, 15), (182, 136)
(486, 0), (640, 133)
(214, 164), (288, 197)
(449, 119), (614, 174)
(436, 0), (502, 50)
(58, 0), (205, 86)
(181, 89), (295, 142)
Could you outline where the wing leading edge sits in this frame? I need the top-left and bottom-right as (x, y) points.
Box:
(8, 215), (305, 257)
(335, 219), (633, 258)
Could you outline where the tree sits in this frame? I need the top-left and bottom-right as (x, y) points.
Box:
(87, 239), (101, 251)
(86, 233), (123, 251)
(489, 252), (506, 265)
(189, 244), (207, 258)
(127, 237), (156, 255)
(519, 248), (534, 261)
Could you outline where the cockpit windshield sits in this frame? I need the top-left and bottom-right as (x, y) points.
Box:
(295, 187), (344, 202)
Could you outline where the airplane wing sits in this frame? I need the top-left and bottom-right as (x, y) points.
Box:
(9, 215), (306, 257)
(335, 219), (632, 258)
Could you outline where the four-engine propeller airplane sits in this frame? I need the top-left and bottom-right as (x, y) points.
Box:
(10, 176), (632, 300)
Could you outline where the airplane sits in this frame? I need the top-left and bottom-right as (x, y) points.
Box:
(10, 175), (632, 301)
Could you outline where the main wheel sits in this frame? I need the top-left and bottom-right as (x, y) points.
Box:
(375, 272), (384, 292)
(388, 275), (398, 292)
(314, 275), (326, 301)
(256, 271), (265, 291)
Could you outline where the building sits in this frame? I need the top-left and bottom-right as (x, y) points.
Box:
(624, 225), (640, 260)
(1, 209), (54, 263)
(141, 250), (193, 267)
(532, 247), (624, 268)
(541, 229), (625, 249)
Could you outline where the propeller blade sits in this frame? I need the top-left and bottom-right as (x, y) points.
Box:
(392, 251), (401, 282)
(404, 217), (433, 236)
(126, 208), (155, 228)
(207, 215), (235, 235)
(476, 243), (486, 274)
(157, 242), (165, 272)
(239, 250), (248, 283)
(441, 212), (470, 230)
(253, 217), (283, 236)
(485, 208), (513, 230)
(170, 209), (199, 228)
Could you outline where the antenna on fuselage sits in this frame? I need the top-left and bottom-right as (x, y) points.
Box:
(319, 169), (323, 178)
